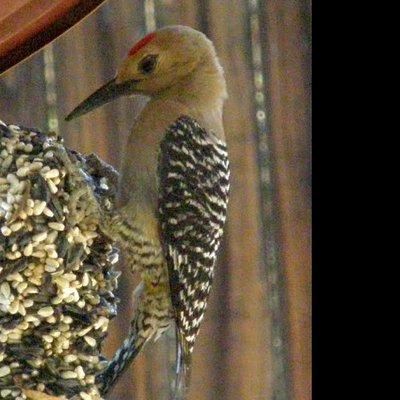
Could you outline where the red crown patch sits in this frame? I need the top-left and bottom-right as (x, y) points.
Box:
(128, 32), (156, 56)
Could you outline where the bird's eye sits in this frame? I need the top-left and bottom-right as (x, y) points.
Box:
(138, 55), (158, 74)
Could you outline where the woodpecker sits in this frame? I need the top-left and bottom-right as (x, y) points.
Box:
(66, 25), (230, 399)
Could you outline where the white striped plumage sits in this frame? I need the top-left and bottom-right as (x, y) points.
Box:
(159, 116), (229, 356)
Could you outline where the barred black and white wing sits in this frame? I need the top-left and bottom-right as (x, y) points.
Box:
(158, 116), (229, 396)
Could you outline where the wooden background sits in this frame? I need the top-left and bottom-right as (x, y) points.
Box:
(0, 1), (311, 399)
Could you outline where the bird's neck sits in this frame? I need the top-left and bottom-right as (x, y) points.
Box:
(157, 57), (226, 113)
(152, 57), (227, 139)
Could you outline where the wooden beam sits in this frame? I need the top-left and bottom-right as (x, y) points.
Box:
(0, 0), (109, 75)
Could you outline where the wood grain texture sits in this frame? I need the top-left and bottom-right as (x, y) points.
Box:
(260, 1), (311, 399)
(0, 50), (47, 127)
(203, 1), (272, 399)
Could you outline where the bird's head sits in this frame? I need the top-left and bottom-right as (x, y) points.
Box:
(66, 25), (224, 121)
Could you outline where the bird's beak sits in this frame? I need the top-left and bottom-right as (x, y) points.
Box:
(65, 78), (138, 121)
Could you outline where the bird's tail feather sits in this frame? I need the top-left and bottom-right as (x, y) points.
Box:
(172, 330), (192, 400)
(98, 282), (147, 397)
(97, 324), (148, 397)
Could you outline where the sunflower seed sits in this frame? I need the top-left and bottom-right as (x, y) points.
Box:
(37, 306), (54, 317)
